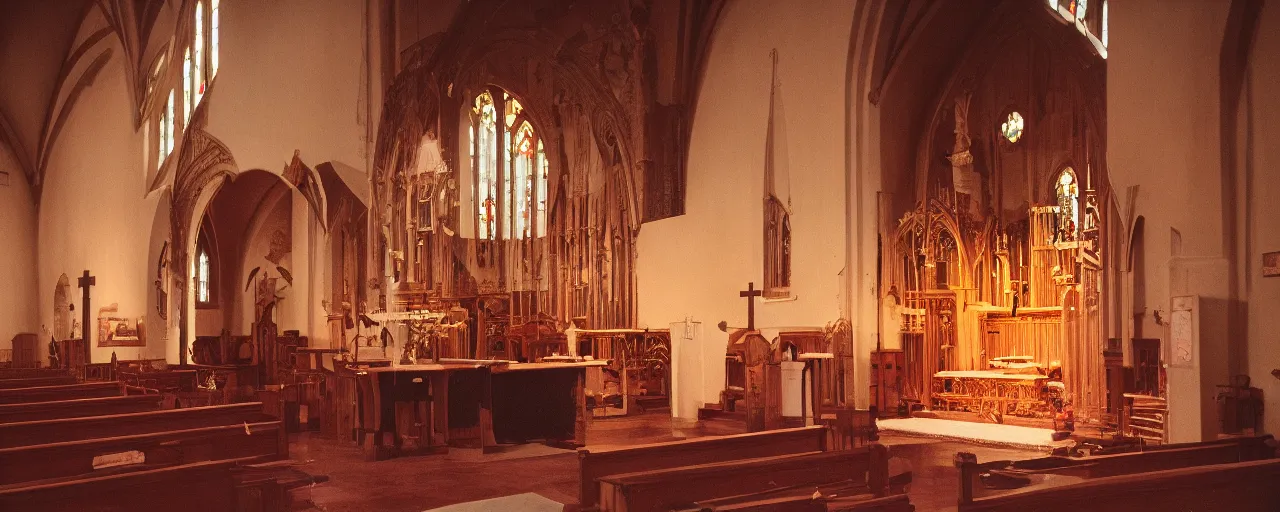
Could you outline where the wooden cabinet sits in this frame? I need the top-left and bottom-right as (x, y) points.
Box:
(9, 334), (39, 368)
(870, 349), (904, 416)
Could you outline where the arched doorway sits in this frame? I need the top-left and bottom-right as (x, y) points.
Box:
(53, 274), (70, 341)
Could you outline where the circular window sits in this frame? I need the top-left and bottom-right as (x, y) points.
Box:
(1001, 112), (1025, 143)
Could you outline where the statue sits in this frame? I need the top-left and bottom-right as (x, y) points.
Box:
(70, 319), (82, 340)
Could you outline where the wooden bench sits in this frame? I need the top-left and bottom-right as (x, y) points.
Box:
(959, 458), (1280, 511)
(578, 426), (831, 509)
(0, 419), (286, 486)
(0, 456), (326, 512)
(0, 375), (78, 389)
(0, 382), (123, 405)
(0, 402), (277, 449)
(597, 447), (888, 512)
(0, 368), (72, 380)
(0, 395), (164, 424)
(958, 435), (1277, 509)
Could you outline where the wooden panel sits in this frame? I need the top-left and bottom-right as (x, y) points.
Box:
(0, 395), (164, 424)
(599, 449), (877, 512)
(0, 458), (246, 512)
(960, 458), (1280, 512)
(0, 403), (270, 449)
(578, 425), (830, 509)
(0, 376), (78, 389)
(0, 382), (122, 405)
(0, 421), (285, 485)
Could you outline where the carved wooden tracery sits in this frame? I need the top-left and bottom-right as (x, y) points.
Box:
(372, 0), (723, 334)
(882, 1), (1112, 419)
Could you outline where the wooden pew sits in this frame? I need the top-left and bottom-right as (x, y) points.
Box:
(0, 375), (78, 389)
(578, 426), (830, 509)
(597, 447), (887, 512)
(958, 434), (1275, 500)
(0, 402), (276, 449)
(0, 456), (327, 512)
(0, 420), (286, 486)
(0, 382), (123, 405)
(0, 395), (165, 424)
(958, 458), (1280, 512)
(0, 368), (71, 380)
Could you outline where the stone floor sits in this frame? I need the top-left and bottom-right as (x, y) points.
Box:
(290, 413), (1046, 512)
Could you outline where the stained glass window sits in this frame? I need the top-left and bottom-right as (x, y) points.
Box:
(1102, 0), (1109, 47)
(1001, 111), (1025, 143)
(471, 88), (548, 241)
(473, 91), (498, 240)
(158, 90), (175, 166)
(197, 248), (211, 303)
(193, 2), (205, 106)
(1056, 168), (1080, 241)
(183, 48), (192, 123)
(211, 0), (220, 78)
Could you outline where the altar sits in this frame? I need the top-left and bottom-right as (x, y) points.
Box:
(352, 359), (605, 459)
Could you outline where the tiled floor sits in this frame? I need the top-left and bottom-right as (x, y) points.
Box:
(291, 413), (1047, 512)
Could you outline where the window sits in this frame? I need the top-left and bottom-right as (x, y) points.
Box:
(1050, 0), (1107, 57)
(1001, 111), (1025, 143)
(193, 1), (205, 107)
(158, 90), (175, 166)
(210, 0), (220, 77)
(1055, 168), (1080, 242)
(197, 249), (211, 303)
(470, 87), (548, 241)
(183, 48), (192, 123)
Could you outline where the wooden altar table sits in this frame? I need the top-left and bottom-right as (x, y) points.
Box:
(932, 370), (1049, 417)
(355, 359), (606, 459)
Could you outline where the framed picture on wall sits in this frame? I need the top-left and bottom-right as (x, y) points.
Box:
(1264, 251), (1280, 278)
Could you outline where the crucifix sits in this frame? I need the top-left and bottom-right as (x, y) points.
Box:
(739, 281), (763, 331)
(77, 270), (95, 363)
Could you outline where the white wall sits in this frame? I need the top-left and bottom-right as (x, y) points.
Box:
(0, 140), (39, 349)
(205, 0), (370, 174)
(636, 0), (854, 412)
(36, 35), (167, 362)
(638, 0), (854, 330)
(1242, 2), (1280, 435)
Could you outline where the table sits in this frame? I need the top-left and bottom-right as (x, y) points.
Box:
(354, 359), (607, 459)
(932, 370), (1049, 417)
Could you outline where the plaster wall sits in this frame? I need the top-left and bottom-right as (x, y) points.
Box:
(205, 0), (371, 175)
(36, 43), (167, 362)
(637, 0), (854, 407)
(1108, 0), (1231, 442)
(1241, 2), (1280, 435)
(0, 141), (39, 349)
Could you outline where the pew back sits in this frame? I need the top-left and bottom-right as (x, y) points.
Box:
(0, 382), (123, 404)
(0, 395), (164, 424)
(0, 420), (286, 486)
(0, 375), (78, 389)
(0, 402), (272, 448)
(598, 448), (883, 512)
(959, 458), (1280, 512)
(578, 426), (829, 509)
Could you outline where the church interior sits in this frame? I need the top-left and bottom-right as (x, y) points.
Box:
(1, 0), (1279, 510)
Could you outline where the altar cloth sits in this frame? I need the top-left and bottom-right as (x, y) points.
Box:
(878, 417), (1070, 451)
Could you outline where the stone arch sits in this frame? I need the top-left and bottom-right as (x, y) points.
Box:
(170, 128), (238, 363)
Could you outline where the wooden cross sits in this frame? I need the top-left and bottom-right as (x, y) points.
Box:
(739, 282), (763, 331)
(77, 270), (95, 363)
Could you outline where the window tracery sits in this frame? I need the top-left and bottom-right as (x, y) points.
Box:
(470, 88), (548, 242)
(1001, 111), (1025, 143)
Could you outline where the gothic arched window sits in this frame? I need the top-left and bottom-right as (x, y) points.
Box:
(195, 226), (217, 307)
(1055, 168), (1080, 242)
(470, 88), (548, 241)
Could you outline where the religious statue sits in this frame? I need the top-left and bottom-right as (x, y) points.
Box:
(70, 319), (82, 340)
